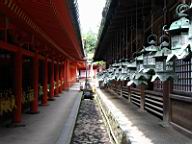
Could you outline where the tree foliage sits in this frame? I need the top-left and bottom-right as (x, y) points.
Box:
(83, 30), (97, 55)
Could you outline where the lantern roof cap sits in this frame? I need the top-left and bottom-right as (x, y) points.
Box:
(169, 17), (190, 31)
(148, 39), (156, 45)
(151, 73), (178, 82)
(142, 68), (156, 74)
(136, 54), (144, 61)
(154, 47), (171, 58)
(127, 79), (148, 86)
(133, 71), (151, 80)
(127, 60), (137, 68)
(166, 43), (191, 62)
(160, 41), (169, 48)
(143, 45), (159, 53)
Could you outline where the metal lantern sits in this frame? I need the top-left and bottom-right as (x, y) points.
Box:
(116, 59), (132, 81)
(135, 53), (150, 79)
(128, 54), (150, 86)
(164, 4), (191, 62)
(142, 34), (159, 74)
(119, 60), (131, 81)
(126, 60), (145, 86)
(136, 53), (144, 72)
(151, 35), (177, 82)
(127, 35), (159, 86)
(115, 59), (127, 81)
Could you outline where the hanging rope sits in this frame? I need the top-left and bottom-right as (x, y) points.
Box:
(120, 28), (122, 60)
(116, 32), (119, 60)
(163, 0), (167, 36)
(142, 0), (145, 47)
(117, 32), (119, 61)
(126, 16), (128, 60)
(151, 0), (154, 34)
(163, 0), (167, 25)
(113, 39), (115, 62)
(135, 0), (138, 54)
(130, 16), (133, 59)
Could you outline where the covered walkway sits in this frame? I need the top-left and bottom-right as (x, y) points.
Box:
(0, 83), (82, 144)
(96, 87), (191, 144)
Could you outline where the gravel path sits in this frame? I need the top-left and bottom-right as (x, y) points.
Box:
(71, 99), (111, 144)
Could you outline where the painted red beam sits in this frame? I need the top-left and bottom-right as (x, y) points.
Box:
(0, 41), (18, 52)
(0, 23), (16, 30)
(0, 41), (46, 59)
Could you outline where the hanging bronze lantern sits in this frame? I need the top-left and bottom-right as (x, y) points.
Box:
(128, 53), (150, 86)
(142, 34), (159, 74)
(164, 4), (191, 62)
(115, 59), (130, 81)
(108, 65), (116, 81)
(126, 59), (146, 86)
(151, 35), (177, 82)
(136, 53), (144, 72)
(127, 34), (159, 86)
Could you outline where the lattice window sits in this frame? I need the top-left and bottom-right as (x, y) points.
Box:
(173, 59), (192, 92)
(154, 80), (163, 91)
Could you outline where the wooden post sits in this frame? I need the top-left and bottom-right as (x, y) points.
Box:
(14, 51), (22, 123)
(42, 57), (48, 105)
(62, 63), (65, 90)
(59, 63), (62, 93)
(162, 80), (170, 125)
(128, 86), (131, 103)
(140, 85), (145, 111)
(49, 60), (55, 100)
(121, 82), (123, 97)
(64, 60), (69, 89)
(31, 53), (39, 113)
(55, 62), (59, 96)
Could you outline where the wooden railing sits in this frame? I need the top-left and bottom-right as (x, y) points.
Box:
(109, 86), (163, 119)
(144, 90), (163, 118)
(122, 86), (129, 99)
(130, 87), (140, 107)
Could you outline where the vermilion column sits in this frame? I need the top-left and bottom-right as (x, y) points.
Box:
(50, 61), (55, 100)
(59, 64), (62, 93)
(62, 63), (65, 90)
(42, 57), (48, 105)
(64, 61), (69, 89)
(14, 51), (22, 123)
(31, 54), (39, 113)
(55, 62), (59, 96)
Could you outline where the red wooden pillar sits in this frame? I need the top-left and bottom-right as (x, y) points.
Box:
(59, 63), (62, 93)
(64, 61), (67, 89)
(14, 51), (22, 123)
(64, 60), (69, 89)
(31, 53), (39, 113)
(63, 62), (66, 90)
(50, 61), (55, 100)
(42, 57), (48, 105)
(62, 64), (64, 90)
(55, 62), (59, 96)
